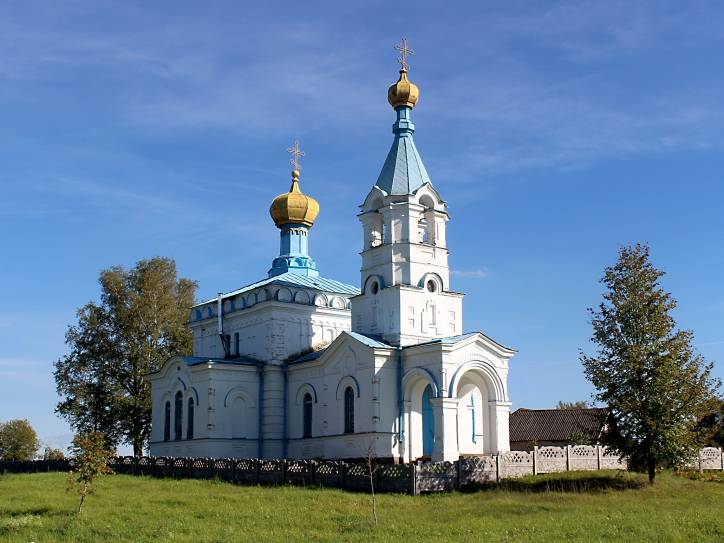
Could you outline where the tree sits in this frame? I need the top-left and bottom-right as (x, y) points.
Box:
(581, 243), (720, 484)
(0, 419), (40, 461)
(55, 257), (197, 456)
(67, 432), (114, 514)
(556, 400), (589, 409)
(694, 399), (724, 448)
(54, 303), (125, 449)
(43, 446), (66, 461)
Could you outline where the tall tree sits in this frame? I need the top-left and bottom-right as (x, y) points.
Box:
(54, 303), (125, 449)
(55, 257), (197, 456)
(0, 419), (40, 461)
(581, 243), (720, 483)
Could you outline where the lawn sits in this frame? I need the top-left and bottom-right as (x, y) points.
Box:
(0, 470), (722, 542)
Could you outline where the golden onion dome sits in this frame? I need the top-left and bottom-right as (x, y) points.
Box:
(269, 170), (320, 228)
(388, 68), (419, 109)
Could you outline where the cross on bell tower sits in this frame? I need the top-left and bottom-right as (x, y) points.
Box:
(287, 139), (305, 172)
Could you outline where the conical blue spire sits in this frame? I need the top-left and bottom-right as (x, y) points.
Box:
(374, 105), (431, 195)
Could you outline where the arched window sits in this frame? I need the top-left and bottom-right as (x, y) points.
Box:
(163, 401), (171, 441)
(187, 397), (195, 440)
(303, 393), (313, 438)
(344, 386), (355, 434)
(174, 391), (183, 440)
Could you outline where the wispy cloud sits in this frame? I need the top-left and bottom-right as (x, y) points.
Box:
(451, 269), (489, 280)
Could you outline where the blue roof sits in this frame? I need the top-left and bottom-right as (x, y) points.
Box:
(195, 271), (359, 307)
(181, 356), (259, 367)
(410, 332), (479, 346)
(405, 332), (516, 352)
(287, 348), (326, 365)
(287, 331), (393, 366)
(375, 133), (431, 195)
(345, 331), (394, 349)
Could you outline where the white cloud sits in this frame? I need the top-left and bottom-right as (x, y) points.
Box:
(451, 269), (489, 280)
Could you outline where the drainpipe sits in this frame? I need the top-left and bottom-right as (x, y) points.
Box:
(257, 362), (264, 458)
(397, 346), (404, 448)
(217, 293), (229, 358)
(282, 364), (289, 458)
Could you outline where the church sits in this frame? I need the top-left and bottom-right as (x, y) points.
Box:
(149, 45), (516, 463)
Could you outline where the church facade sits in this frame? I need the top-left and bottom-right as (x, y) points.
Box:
(149, 59), (515, 463)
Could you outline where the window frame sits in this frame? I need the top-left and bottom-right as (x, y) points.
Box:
(163, 401), (171, 441)
(343, 386), (355, 434)
(302, 392), (313, 438)
(174, 391), (183, 440)
(187, 397), (195, 440)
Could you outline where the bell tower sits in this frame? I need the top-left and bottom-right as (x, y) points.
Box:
(351, 39), (463, 346)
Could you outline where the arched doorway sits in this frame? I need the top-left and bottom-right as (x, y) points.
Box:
(421, 384), (435, 456)
(402, 369), (439, 462)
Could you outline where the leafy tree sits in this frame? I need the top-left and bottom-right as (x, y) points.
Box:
(54, 303), (125, 449)
(556, 400), (589, 409)
(55, 257), (197, 456)
(43, 446), (66, 461)
(0, 419), (40, 461)
(694, 399), (724, 447)
(581, 243), (720, 484)
(67, 432), (114, 514)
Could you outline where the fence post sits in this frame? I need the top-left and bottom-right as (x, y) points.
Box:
(596, 446), (602, 470)
(282, 459), (287, 485)
(340, 462), (347, 490)
(565, 445), (571, 471)
(255, 458), (261, 484)
(308, 460), (315, 487)
(495, 454), (500, 482)
(720, 448), (723, 471)
(533, 446), (538, 475)
(455, 459), (461, 489)
(410, 462), (417, 495)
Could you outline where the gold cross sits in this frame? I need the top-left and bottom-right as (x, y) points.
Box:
(394, 37), (414, 71)
(287, 139), (305, 171)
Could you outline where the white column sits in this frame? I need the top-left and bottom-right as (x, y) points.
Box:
(490, 400), (512, 453)
(430, 397), (459, 462)
(401, 399), (411, 462)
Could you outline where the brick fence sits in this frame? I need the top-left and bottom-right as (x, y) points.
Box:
(1, 446), (721, 495)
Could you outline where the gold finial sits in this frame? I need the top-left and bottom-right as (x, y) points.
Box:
(287, 139), (305, 173)
(270, 140), (319, 228)
(394, 37), (414, 71)
(388, 38), (420, 108)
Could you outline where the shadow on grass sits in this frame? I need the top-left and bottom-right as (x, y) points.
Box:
(459, 473), (646, 494)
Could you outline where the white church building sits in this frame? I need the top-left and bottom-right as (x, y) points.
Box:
(149, 57), (516, 463)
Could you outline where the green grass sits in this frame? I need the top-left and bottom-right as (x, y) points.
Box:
(0, 470), (722, 542)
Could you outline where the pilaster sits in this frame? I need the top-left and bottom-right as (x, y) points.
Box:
(430, 397), (459, 462)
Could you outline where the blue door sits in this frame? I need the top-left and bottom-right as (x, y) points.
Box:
(422, 384), (435, 456)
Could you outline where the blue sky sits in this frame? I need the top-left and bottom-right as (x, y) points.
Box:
(1, 1), (723, 452)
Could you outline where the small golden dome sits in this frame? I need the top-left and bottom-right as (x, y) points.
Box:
(388, 69), (419, 108)
(269, 170), (320, 228)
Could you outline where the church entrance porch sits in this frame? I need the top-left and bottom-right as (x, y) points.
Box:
(402, 356), (511, 463)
